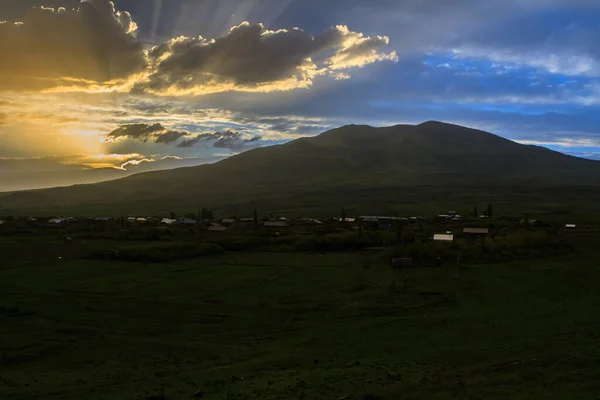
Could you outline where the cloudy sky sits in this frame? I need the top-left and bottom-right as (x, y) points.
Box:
(2, 0), (600, 191)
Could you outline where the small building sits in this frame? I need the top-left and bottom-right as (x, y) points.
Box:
(161, 218), (177, 225)
(208, 226), (228, 232)
(303, 218), (323, 225)
(264, 221), (288, 228)
(339, 217), (356, 223)
(360, 216), (379, 223)
(433, 233), (454, 242)
(566, 224), (576, 229)
(136, 217), (148, 222)
(391, 258), (413, 269)
(463, 227), (489, 235)
(179, 218), (197, 225)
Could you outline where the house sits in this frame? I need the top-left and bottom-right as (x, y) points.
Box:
(391, 258), (413, 269)
(49, 218), (66, 224)
(463, 227), (489, 235)
(161, 218), (177, 225)
(360, 216), (379, 223)
(179, 218), (197, 225)
(303, 218), (323, 225)
(433, 233), (454, 242)
(127, 217), (136, 221)
(221, 218), (235, 225)
(136, 217), (148, 222)
(208, 226), (228, 232)
(566, 224), (576, 229)
(264, 221), (288, 228)
(339, 217), (356, 223)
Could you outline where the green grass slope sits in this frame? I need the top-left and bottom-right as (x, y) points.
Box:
(2, 121), (600, 216)
(1, 239), (600, 399)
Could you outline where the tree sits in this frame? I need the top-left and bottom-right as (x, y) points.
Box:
(253, 208), (258, 228)
(394, 213), (402, 244)
(169, 211), (177, 219)
(489, 204), (493, 219)
(358, 217), (363, 239)
(340, 208), (346, 222)
(474, 206), (478, 219)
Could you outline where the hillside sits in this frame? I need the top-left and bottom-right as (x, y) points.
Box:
(2, 121), (600, 216)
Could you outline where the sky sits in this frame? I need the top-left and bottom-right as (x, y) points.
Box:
(2, 0), (600, 191)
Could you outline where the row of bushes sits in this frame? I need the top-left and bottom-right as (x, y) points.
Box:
(385, 230), (569, 264)
(89, 242), (224, 263)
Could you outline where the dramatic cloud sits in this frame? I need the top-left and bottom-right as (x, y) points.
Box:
(177, 130), (262, 150)
(133, 22), (397, 95)
(105, 123), (187, 144)
(0, 0), (145, 91)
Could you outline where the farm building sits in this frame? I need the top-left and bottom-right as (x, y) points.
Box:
(433, 234), (454, 242)
(264, 221), (289, 228)
(463, 227), (489, 235)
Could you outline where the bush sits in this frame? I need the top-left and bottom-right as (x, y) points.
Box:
(89, 242), (224, 263)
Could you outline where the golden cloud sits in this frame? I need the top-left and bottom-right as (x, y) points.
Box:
(0, 1), (396, 95)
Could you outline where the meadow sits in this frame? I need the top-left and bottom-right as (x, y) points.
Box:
(1, 228), (600, 399)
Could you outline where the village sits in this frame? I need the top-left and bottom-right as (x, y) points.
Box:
(0, 205), (579, 267)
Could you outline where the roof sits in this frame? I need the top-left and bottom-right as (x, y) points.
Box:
(264, 221), (288, 227)
(463, 227), (489, 234)
(208, 226), (228, 232)
(161, 218), (177, 225)
(565, 224), (576, 228)
(179, 218), (197, 224)
(433, 234), (454, 242)
(339, 217), (356, 223)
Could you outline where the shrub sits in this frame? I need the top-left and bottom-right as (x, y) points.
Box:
(89, 242), (224, 263)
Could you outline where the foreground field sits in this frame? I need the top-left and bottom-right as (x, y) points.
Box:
(1, 239), (600, 399)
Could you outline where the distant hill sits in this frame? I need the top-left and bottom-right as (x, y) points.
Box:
(2, 121), (600, 216)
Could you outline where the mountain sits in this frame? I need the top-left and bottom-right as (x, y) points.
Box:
(2, 121), (600, 216)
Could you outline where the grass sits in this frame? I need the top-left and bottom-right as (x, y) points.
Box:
(1, 236), (600, 399)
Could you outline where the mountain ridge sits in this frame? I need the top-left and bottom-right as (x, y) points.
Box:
(1, 121), (600, 216)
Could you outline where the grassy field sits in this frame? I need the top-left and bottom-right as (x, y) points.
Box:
(1, 235), (600, 399)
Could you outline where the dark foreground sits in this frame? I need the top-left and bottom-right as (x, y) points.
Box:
(1, 237), (600, 399)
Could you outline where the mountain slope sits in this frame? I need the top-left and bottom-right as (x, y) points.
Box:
(2, 121), (600, 215)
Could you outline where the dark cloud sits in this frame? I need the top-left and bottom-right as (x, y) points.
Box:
(106, 123), (187, 144)
(134, 22), (396, 95)
(177, 130), (262, 149)
(0, 0), (145, 91)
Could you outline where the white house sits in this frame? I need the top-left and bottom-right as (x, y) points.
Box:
(433, 234), (454, 242)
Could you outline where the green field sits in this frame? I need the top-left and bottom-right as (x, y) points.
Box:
(1, 232), (600, 400)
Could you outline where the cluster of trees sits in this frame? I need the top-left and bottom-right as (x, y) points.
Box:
(386, 229), (566, 264)
(89, 242), (224, 263)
